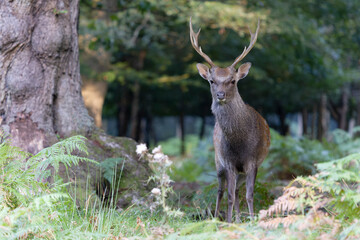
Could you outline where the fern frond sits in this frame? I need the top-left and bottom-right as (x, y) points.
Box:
(259, 215), (303, 229)
(24, 135), (98, 181)
(31, 193), (70, 210)
(259, 186), (307, 219)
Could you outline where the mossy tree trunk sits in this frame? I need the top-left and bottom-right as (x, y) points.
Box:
(0, 0), (153, 208)
(0, 0), (93, 153)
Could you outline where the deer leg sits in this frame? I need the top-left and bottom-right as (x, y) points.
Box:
(226, 170), (237, 223)
(246, 167), (258, 219)
(214, 174), (225, 219)
(234, 173), (246, 223)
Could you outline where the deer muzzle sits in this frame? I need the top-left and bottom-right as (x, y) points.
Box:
(216, 92), (226, 103)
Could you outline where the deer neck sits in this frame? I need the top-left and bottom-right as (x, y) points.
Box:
(211, 93), (250, 140)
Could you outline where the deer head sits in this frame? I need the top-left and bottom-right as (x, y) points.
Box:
(190, 18), (260, 104)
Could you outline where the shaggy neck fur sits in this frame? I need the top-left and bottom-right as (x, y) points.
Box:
(211, 92), (250, 143)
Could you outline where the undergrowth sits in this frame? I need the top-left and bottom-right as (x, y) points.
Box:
(1, 128), (360, 239)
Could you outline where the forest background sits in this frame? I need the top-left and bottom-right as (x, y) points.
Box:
(1, 0), (360, 239)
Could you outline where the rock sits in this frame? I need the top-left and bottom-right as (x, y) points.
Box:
(58, 128), (153, 209)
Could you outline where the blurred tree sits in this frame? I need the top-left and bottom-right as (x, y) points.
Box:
(247, 0), (360, 138)
(79, 0), (360, 145)
(79, 0), (263, 153)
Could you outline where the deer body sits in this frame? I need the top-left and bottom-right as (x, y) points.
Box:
(190, 18), (270, 222)
(212, 85), (270, 222)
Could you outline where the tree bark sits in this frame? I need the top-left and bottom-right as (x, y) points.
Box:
(0, 0), (93, 153)
(0, 1), (155, 210)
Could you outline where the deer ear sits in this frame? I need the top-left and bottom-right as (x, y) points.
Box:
(236, 62), (252, 81)
(196, 63), (210, 80)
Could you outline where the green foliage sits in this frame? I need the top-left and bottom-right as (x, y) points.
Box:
(80, 0), (360, 125)
(158, 134), (200, 157)
(0, 133), (98, 239)
(262, 129), (337, 180)
(99, 157), (125, 185)
(331, 127), (360, 154)
(314, 153), (360, 221)
(262, 128), (360, 181)
(168, 135), (215, 182)
(2, 128), (360, 239)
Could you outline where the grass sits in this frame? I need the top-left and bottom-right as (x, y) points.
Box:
(2, 130), (360, 239)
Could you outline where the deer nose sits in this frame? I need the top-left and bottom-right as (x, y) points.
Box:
(217, 92), (225, 100)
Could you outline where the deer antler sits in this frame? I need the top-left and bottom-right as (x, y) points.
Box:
(231, 19), (260, 68)
(189, 17), (216, 67)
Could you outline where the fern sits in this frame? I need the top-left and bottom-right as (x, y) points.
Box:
(27, 135), (98, 180)
(259, 152), (360, 238)
(0, 131), (97, 238)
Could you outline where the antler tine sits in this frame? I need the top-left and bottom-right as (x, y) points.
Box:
(189, 17), (215, 67)
(231, 19), (260, 68)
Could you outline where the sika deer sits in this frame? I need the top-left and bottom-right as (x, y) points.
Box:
(189, 18), (270, 222)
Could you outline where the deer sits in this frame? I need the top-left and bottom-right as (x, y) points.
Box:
(189, 18), (270, 222)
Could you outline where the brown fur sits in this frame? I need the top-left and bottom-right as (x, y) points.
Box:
(200, 65), (270, 222)
(190, 18), (268, 222)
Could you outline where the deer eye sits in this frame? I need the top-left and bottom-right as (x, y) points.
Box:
(231, 80), (236, 84)
(210, 80), (214, 84)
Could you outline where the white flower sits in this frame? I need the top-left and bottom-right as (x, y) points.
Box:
(164, 158), (172, 167)
(136, 143), (147, 155)
(153, 152), (165, 162)
(151, 188), (161, 195)
(152, 145), (162, 154)
(162, 174), (171, 184)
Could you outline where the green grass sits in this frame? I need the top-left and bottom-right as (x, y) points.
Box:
(2, 130), (360, 239)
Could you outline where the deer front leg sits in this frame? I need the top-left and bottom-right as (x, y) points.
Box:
(226, 170), (237, 223)
(234, 173), (246, 223)
(214, 174), (225, 219)
(246, 167), (258, 219)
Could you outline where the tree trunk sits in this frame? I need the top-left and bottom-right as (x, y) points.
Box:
(317, 94), (329, 141)
(0, 0), (155, 210)
(130, 81), (140, 140)
(311, 105), (317, 139)
(277, 104), (288, 135)
(179, 95), (186, 156)
(179, 112), (185, 156)
(118, 87), (129, 136)
(129, 50), (146, 141)
(0, 0), (93, 153)
(339, 89), (349, 130)
(199, 115), (206, 140)
(302, 108), (308, 136)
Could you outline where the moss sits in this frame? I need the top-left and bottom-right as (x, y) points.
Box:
(58, 128), (153, 209)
